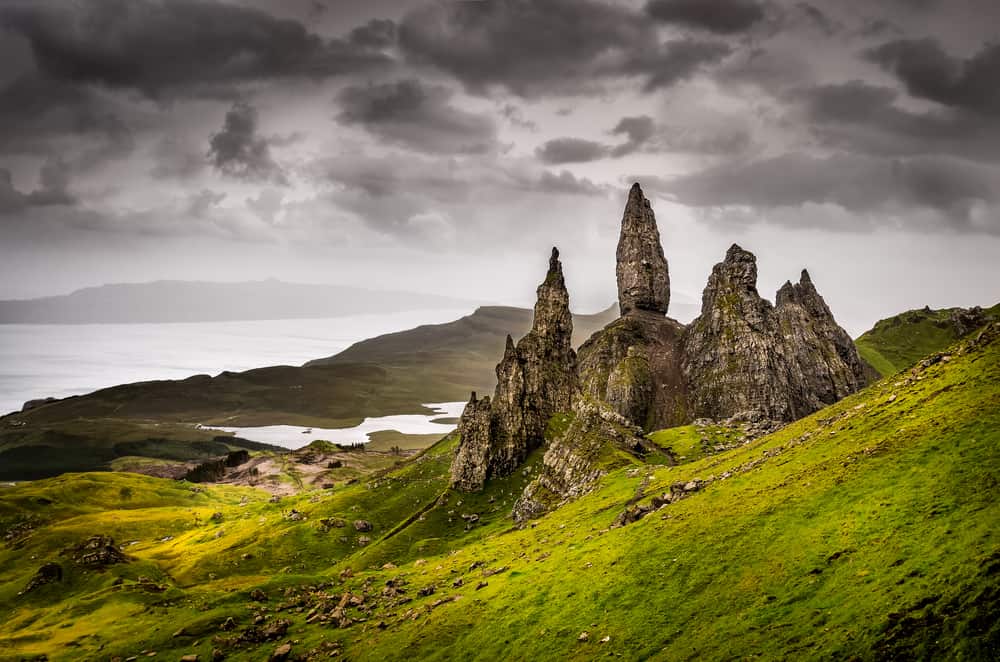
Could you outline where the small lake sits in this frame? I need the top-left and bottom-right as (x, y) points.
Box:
(206, 401), (466, 449)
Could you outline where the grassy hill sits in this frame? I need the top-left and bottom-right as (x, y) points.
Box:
(855, 303), (999, 377)
(2, 323), (997, 660)
(0, 306), (617, 479)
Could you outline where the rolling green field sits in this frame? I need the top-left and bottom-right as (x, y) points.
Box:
(2, 324), (997, 660)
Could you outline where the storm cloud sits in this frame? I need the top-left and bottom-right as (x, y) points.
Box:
(659, 153), (1000, 232)
(208, 102), (287, 184)
(397, 0), (731, 96)
(0, 0), (392, 98)
(867, 38), (1000, 116)
(645, 0), (767, 34)
(337, 79), (497, 154)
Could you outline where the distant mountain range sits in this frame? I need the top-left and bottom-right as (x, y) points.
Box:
(0, 280), (480, 324)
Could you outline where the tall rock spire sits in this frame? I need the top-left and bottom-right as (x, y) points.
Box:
(450, 247), (578, 491)
(616, 183), (670, 316)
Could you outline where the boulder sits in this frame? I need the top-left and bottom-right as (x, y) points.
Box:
(20, 562), (62, 595)
(66, 535), (128, 568)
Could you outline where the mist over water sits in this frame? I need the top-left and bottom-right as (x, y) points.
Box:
(0, 309), (472, 415)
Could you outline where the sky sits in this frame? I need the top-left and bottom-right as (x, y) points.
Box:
(1, 0), (999, 336)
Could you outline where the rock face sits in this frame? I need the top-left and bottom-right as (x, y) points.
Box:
(578, 184), (687, 431)
(682, 245), (868, 421)
(512, 398), (647, 522)
(577, 311), (688, 431)
(950, 306), (989, 337)
(450, 248), (578, 491)
(617, 183), (669, 316)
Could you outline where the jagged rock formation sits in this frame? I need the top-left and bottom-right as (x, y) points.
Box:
(456, 184), (868, 516)
(512, 398), (648, 522)
(450, 248), (578, 492)
(775, 269), (869, 411)
(682, 245), (868, 421)
(577, 183), (687, 431)
(617, 183), (670, 316)
(576, 312), (688, 431)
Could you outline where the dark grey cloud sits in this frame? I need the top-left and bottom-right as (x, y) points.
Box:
(0, 160), (74, 214)
(793, 2), (839, 36)
(0, 74), (134, 159)
(348, 19), (397, 49)
(536, 138), (609, 164)
(645, 0), (766, 34)
(623, 39), (732, 92)
(398, 0), (731, 97)
(208, 102), (288, 185)
(337, 79), (497, 154)
(537, 113), (730, 165)
(656, 153), (1000, 231)
(798, 80), (1000, 162)
(866, 38), (1000, 116)
(0, 0), (391, 98)
(610, 116), (656, 156)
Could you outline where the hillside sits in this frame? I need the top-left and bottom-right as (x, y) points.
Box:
(308, 304), (617, 369)
(0, 306), (617, 479)
(1, 324), (997, 660)
(855, 303), (999, 376)
(0, 280), (477, 324)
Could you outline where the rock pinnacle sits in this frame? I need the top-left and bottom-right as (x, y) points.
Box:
(616, 183), (670, 316)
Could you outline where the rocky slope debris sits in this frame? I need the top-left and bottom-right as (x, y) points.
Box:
(450, 248), (578, 491)
(512, 397), (648, 522)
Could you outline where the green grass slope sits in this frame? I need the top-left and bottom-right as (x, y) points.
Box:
(855, 303), (999, 376)
(1, 325), (997, 660)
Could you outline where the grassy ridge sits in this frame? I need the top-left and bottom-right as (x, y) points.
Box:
(855, 303), (999, 376)
(1, 325), (997, 660)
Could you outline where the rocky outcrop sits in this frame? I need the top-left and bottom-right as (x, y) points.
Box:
(577, 311), (688, 431)
(450, 248), (578, 491)
(449, 392), (493, 492)
(577, 184), (688, 431)
(512, 398), (648, 522)
(458, 185), (867, 515)
(64, 535), (128, 568)
(949, 306), (990, 337)
(682, 245), (868, 422)
(775, 269), (869, 411)
(617, 183), (669, 316)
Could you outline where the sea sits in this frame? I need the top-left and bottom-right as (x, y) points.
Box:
(0, 309), (472, 417)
